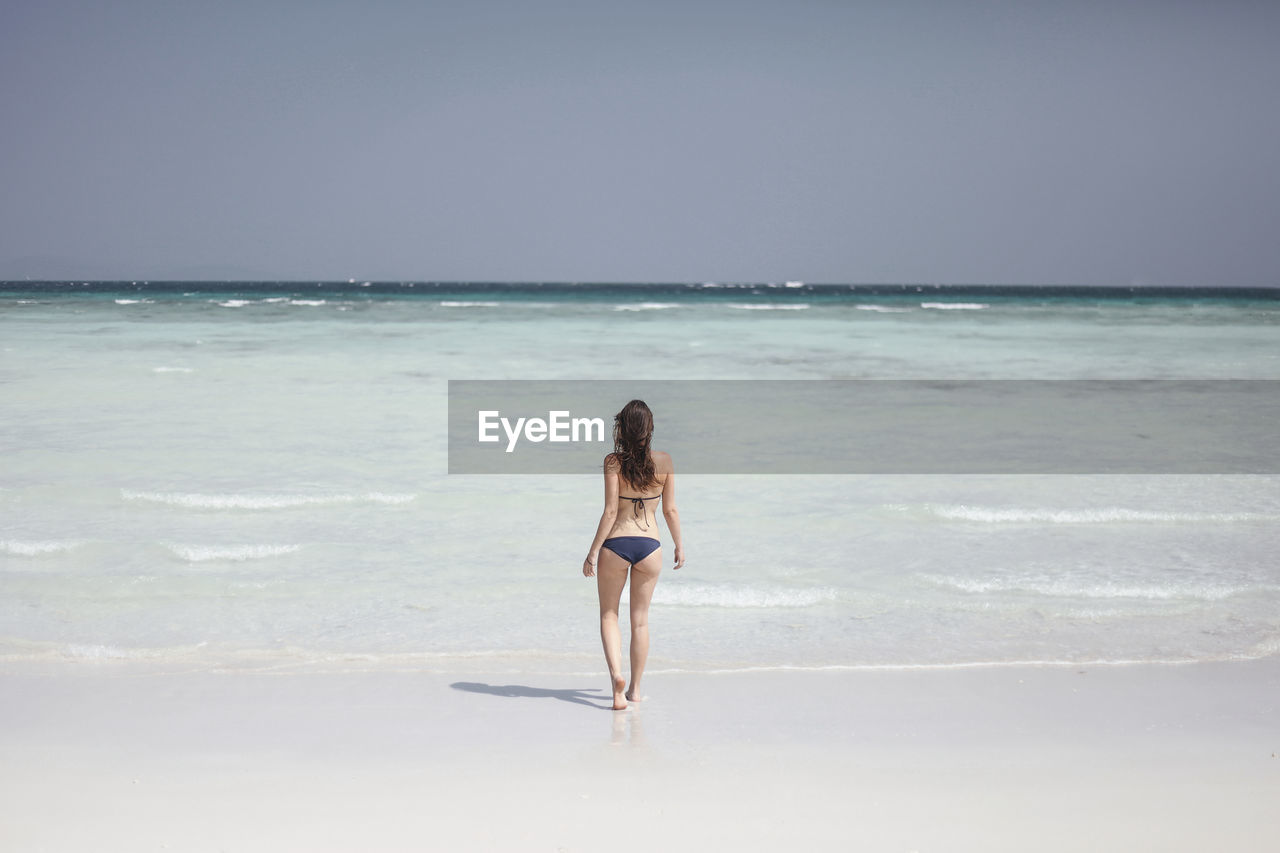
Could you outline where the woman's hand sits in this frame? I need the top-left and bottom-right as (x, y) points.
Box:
(583, 553), (597, 577)
(673, 546), (685, 570)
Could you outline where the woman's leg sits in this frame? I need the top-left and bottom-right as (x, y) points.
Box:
(626, 547), (662, 701)
(596, 547), (630, 710)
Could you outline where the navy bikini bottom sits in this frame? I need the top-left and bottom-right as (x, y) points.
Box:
(601, 536), (661, 566)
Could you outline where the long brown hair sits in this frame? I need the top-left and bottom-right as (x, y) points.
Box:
(611, 399), (658, 491)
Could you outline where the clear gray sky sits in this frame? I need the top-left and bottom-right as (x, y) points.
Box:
(3, 1), (1278, 285)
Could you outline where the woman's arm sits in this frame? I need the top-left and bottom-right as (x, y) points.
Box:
(662, 469), (685, 570)
(583, 456), (621, 577)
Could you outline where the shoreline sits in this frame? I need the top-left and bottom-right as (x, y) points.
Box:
(2, 658), (1275, 851)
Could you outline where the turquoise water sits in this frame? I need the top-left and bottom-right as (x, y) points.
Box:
(2, 284), (1278, 673)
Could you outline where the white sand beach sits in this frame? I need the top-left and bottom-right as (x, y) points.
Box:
(2, 659), (1276, 852)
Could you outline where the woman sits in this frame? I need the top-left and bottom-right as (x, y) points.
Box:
(583, 399), (685, 710)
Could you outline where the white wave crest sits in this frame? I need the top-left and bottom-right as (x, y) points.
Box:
(439, 301), (500, 307)
(1240, 634), (1280, 661)
(614, 302), (680, 311)
(215, 299), (252, 307)
(728, 303), (810, 311)
(854, 304), (911, 312)
(1, 539), (81, 556)
(114, 298), (154, 304)
(64, 644), (138, 660)
(58, 643), (210, 662)
(913, 504), (1275, 524)
(654, 583), (836, 608)
(121, 490), (416, 509)
(920, 302), (989, 309)
(920, 573), (1260, 602)
(289, 299), (326, 306)
(166, 543), (302, 562)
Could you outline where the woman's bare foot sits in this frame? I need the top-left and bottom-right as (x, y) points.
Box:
(612, 675), (627, 710)
(624, 686), (644, 703)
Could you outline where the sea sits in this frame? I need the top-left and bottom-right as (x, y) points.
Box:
(2, 281), (1278, 675)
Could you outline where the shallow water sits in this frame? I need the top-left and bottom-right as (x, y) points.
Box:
(2, 283), (1278, 672)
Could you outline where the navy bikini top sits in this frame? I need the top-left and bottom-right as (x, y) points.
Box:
(619, 494), (660, 529)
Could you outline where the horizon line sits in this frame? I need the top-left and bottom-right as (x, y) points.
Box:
(4, 279), (1279, 290)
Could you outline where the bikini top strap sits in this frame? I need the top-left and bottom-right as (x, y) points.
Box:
(617, 494), (659, 529)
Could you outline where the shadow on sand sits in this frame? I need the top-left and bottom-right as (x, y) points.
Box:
(449, 681), (614, 710)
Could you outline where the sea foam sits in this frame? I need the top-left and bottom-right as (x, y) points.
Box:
(121, 490), (416, 509)
(653, 582), (837, 608)
(1, 539), (81, 556)
(919, 573), (1264, 602)
(907, 504), (1276, 524)
(166, 543), (302, 562)
(614, 302), (680, 311)
(64, 644), (138, 660)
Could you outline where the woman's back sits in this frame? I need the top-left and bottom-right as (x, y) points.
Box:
(608, 450), (672, 538)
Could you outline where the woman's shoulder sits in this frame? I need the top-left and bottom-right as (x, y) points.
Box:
(652, 449), (674, 472)
(602, 452), (621, 471)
